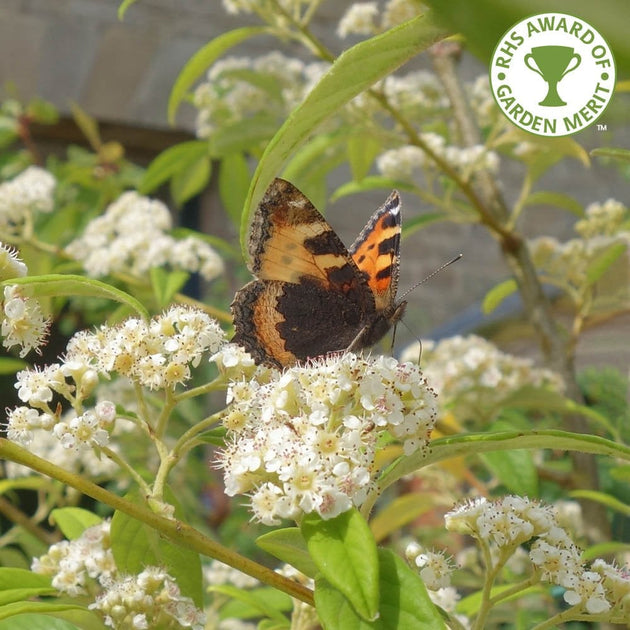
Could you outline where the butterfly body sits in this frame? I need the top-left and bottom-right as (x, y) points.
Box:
(231, 178), (405, 368)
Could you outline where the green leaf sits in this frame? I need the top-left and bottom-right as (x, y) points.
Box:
(0, 588), (57, 607)
(2, 275), (148, 319)
(480, 450), (539, 496)
(457, 584), (543, 617)
(0, 614), (80, 630)
(402, 212), (447, 236)
(218, 153), (251, 226)
(0, 357), (27, 375)
(585, 240), (627, 286)
(347, 135), (382, 182)
(117, 0), (138, 20)
(330, 177), (405, 201)
(219, 587), (292, 622)
(377, 430), (630, 503)
(26, 99), (59, 126)
(370, 494), (436, 544)
(524, 191), (584, 216)
(314, 548), (445, 629)
(302, 509), (379, 622)
(482, 278), (517, 314)
(0, 569), (51, 591)
(208, 115), (281, 158)
(110, 489), (203, 607)
(569, 489), (630, 517)
(168, 26), (269, 125)
(0, 602), (100, 626)
(139, 140), (208, 195)
(49, 508), (102, 541)
(170, 154), (211, 206)
(69, 103), (101, 150)
(425, 0), (630, 76)
(209, 585), (290, 624)
(150, 267), (190, 308)
(281, 132), (349, 192)
(256, 528), (318, 578)
(242, 13), (448, 255)
(582, 541), (630, 561)
(591, 146), (630, 163)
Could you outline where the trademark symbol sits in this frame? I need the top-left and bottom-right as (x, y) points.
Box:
(597, 124), (608, 131)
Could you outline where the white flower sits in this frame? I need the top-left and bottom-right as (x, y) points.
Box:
(32, 521), (115, 596)
(447, 496), (556, 551)
(563, 571), (611, 614)
(218, 353), (437, 523)
(382, 0), (421, 28)
(337, 3), (379, 38)
(406, 544), (454, 590)
(0, 166), (56, 234)
(0, 242), (27, 280)
(4, 406), (41, 445)
(65, 306), (226, 390)
(404, 335), (564, 422)
(2, 284), (50, 357)
(52, 410), (110, 450)
(65, 191), (224, 281)
(90, 566), (205, 630)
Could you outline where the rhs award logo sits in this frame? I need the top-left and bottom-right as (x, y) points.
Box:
(490, 13), (615, 137)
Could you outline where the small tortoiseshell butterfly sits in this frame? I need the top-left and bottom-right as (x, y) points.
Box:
(231, 178), (406, 368)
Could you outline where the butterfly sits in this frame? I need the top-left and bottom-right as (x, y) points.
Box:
(231, 178), (406, 368)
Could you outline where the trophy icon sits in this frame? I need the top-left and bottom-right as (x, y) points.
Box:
(524, 46), (581, 106)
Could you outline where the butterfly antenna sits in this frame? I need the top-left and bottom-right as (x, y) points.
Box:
(392, 319), (423, 362)
(398, 254), (462, 301)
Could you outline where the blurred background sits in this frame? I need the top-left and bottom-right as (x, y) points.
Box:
(0, 0), (628, 370)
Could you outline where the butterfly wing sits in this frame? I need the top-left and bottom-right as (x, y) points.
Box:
(349, 190), (402, 311)
(232, 178), (376, 367)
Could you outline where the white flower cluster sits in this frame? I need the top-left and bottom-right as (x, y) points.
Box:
(445, 496), (630, 617)
(221, 0), (300, 15)
(91, 567), (206, 630)
(405, 542), (454, 590)
(33, 520), (116, 596)
(193, 52), (309, 138)
(67, 305), (226, 390)
(406, 335), (564, 422)
(337, 0), (421, 38)
(33, 520), (205, 630)
(65, 191), (224, 281)
(377, 137), (500, 184)
(575, 199), (629, 238)
(529, 199), (629, 292)
(467, 75), (501, 129)
(5, 358), (116, 451)
(0, 244), (50, 356)
(405, 542), (469, 626)
(2, 283), (49, 357)
(5, 306), (225, 457)
(217, 351), (437, 524)
(384, 71), (449, 113)
(0, 166), (56, 236)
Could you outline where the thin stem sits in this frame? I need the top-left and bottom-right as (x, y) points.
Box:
(100, 446), (150, 495)
(0, 495), (61, 545)
(488, 574), (540, 605)
(173, 375), (227, 403)
(0, 438), (315, 607)
(472, 544), (507, 630)
(170, 411), (224, 463)
(155, 389), (176, 439)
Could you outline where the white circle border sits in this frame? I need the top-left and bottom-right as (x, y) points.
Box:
(489, 13), (616, 137)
